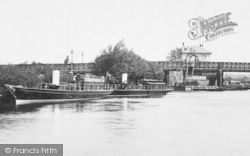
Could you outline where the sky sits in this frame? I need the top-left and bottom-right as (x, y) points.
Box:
(0, 0), (250, 64)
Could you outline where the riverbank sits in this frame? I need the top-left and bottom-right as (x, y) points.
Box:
(0, 86), (14, 107)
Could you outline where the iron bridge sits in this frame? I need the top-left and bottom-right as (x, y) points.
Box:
(159, 61), (250, 72)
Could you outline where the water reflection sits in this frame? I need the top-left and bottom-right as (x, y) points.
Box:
(0, 95), (165, 130)
(0, 94), (166, 149)
(0, 104), (48, 114)
(122, 98), (128, 111)
(0, 94), (165, 114)
(2, 91), (250, 155)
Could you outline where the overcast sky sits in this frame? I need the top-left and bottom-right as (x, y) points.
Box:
(0, 0), (250, 64)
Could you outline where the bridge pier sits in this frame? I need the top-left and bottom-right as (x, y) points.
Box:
(216, 70), (223, 87)
(164, 71), (170, 85)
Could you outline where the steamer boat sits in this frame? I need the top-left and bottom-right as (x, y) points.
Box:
(5, 83), (113, 105)
(5, 71), (114, 105)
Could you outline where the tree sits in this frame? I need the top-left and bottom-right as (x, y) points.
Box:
(167, 48), (182, 61)
(94, 40), (164, 82)
(240, 76), (248, 83)
(146, 62), (165, 80)
(224, 76), (233, 83)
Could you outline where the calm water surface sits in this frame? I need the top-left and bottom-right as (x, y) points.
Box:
(1, 91), (250, 156)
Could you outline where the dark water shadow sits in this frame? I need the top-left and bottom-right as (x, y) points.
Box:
(0, 103), (47, 114)
(0, 94), (167, 114)
(105, 94), (166, 99)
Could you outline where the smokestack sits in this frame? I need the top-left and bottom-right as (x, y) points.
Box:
(122, 73), (128, 84)
(52, 70), (60, 86)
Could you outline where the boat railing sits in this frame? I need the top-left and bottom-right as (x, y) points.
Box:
(35, 83), (53, 89)
(124, 84), (173, 90)
(34, 83), (173, 91)
(34, 83), (119, 91)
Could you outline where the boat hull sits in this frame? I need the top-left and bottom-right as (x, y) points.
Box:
(111, 89), (172, 95)
(5, 85), (112, 105)
(15, 98), (103, 105)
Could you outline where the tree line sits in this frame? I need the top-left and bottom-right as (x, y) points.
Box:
(0, 40), (167, 88)
(0, 63), (53, 87)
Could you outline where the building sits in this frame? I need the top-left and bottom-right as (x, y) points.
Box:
(181, 44), (212, 62)
(169, 44), (212, 87)
(186, 75), (209, 86)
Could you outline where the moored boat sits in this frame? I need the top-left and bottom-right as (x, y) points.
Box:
(111, 79), (173, 95)
(207, 86), (248, 91)
(5, 83), (113, 105)
(111, 87), (173, 95)
(206, 87), (225, 91)
(223, 86), (248, 91)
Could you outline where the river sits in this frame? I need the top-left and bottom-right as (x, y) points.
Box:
(1, 90), (250, 156)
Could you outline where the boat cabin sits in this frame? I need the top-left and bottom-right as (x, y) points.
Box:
(139, 79), (167, 90)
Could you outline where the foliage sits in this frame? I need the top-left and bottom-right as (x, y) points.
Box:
(94, 40), (164, 82)
(167, 48), (182, 61)
(60, 71), (72, 82)
(224, 75), (249, 83)
(224, 76), (233, 83)
(240, 76), (248, 83)
(146, 62), (165, 80)
(0, 63), (53, 87)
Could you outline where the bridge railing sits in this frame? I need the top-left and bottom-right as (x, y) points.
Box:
(159, 61), (250, 71)
(3, 63), (96, 72)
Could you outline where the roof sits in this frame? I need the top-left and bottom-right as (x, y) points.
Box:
(182, 45), (212, 54)
(141, 79), (166, 85)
